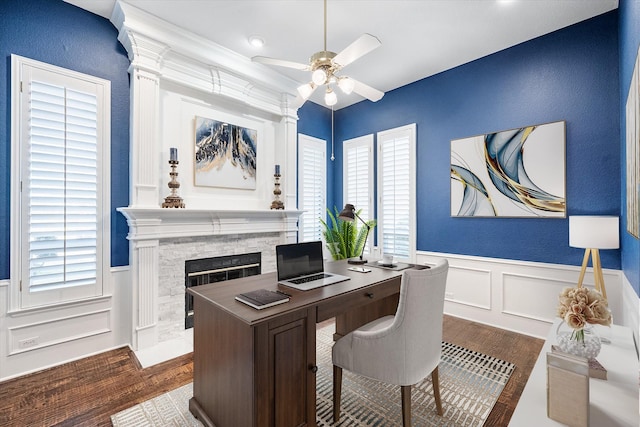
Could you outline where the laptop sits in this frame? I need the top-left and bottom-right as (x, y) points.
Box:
(276, 241), (350, 290)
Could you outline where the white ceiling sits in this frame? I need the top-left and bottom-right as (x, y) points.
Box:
(65, 0), (618, 109)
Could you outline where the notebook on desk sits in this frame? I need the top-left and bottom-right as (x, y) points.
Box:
(276, 241), (350, 290)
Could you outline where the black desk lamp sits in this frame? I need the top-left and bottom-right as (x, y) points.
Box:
(338, 203), (371, 265)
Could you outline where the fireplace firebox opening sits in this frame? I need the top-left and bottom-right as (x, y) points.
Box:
(184, 252), (261, 328)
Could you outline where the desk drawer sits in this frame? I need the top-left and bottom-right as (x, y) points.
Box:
(316, 276), (401, 322)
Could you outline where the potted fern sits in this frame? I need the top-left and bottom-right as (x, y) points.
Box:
(320, 206), (376, 261)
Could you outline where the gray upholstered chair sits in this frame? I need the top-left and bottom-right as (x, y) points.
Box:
(331, 259), (449, 426)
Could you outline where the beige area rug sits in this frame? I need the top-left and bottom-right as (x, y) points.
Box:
(112, 324), (515, 426)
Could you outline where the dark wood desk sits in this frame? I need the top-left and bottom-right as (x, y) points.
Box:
(187, 260), (407, 427)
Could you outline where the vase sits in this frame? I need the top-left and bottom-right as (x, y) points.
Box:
(556, 321), (602, 359)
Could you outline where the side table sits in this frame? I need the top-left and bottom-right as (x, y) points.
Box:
(509, 319), (638, 426)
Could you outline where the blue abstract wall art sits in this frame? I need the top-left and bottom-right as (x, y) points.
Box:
(451, 121), (566, 217)
(194, 116), (257, 189)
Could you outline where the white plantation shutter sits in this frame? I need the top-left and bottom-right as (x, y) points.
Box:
(343, 135), (373, 253)
(298, 134), (326, 242)
(13, 55), (109, 308)
(377, 124), (416, 262)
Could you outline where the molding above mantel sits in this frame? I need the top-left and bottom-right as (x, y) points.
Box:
(117, 208), (304, 241)
(110, 0), (301, 117)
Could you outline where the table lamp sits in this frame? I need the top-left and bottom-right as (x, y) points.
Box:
(338, 203), (371, 265)
(569, 215), (619, 299)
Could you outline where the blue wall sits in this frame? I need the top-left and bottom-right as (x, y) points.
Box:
(619, 0), (640, 295)
(2, 2), (630, 291)
(0, 0), (131, 279)
(300, 11), (621, 270)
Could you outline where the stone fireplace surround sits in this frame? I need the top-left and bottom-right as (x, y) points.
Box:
(118, 208), (302, 367)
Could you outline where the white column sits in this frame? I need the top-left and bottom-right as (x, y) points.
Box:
(129, 67), (161, 207)
(279, 95), (300, 211)
(131, 238), (159, 350)
(117, 29), (167, 207)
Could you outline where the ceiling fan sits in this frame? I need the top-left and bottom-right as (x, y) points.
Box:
(252, 0), (384, 107)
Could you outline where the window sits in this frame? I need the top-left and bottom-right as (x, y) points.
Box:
(11, 55), (110, 309)
(298, 134), (326, 243)
(377, 124), (416, 262)
(343, 134), (374, 253)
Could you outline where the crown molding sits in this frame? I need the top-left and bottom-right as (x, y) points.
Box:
(110, 0), (301, 117)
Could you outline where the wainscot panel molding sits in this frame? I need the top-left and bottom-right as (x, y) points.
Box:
(8, 310), (110, 355)
(621, 275), (639, 355)
(0, 268), (131, 381)
(417, 251), (625, 339)
(444, 265), (492, 310)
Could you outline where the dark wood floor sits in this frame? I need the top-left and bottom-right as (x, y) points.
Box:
(0, 315), (543, 427)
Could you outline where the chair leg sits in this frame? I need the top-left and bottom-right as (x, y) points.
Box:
(431, 366), (443, 416)
(333, 365), (342, 422)
(401, 385), (412, 427)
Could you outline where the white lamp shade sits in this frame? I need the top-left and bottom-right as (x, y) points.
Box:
(338, 76), (355, 95)
(324, 88), (337, 106)
(297, 82), (316, 100)
(569, 216), (619, 249)
(312, 68), (327, 85)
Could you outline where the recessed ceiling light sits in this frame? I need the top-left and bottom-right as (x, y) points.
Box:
(248, 35), (265, 48)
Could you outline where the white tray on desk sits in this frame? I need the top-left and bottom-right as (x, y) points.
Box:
(509, 319), (639, 427)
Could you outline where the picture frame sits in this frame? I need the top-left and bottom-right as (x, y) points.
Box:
(450, 121), (566, 218)
(194, 116), (257, 190)
(625, 46), (639, 238)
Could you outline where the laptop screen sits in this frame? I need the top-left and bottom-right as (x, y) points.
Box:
(276, 241), (324, 280)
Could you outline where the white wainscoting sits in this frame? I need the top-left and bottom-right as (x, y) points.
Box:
(445, 265), (492, 310)
(0, 267), (131, 381)
(8, 306), (111, 355)
(621, 273), (639, 355)
(417, 251), (630, 340)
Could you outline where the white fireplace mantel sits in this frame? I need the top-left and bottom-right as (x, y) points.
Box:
(111, 0), (306, 356)
(117, 207), (304, 241)
(118, 207), (303, 354)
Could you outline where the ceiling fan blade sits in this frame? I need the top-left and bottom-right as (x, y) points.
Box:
(252, 56), (309, 71)
(351, 78), (384, 102)
(333, 33), (381, 68)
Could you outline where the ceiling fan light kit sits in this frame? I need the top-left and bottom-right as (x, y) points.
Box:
(312, 67), (329, 85)
(324, 87), (338, 106)
(252, 0), (384, 108)
(338, 77), (354, 95)
(297, 82), (316, 100)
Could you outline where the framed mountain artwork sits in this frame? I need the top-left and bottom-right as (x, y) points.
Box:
(194, 116), (257, 190)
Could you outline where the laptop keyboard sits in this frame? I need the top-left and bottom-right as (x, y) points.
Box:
(289, 273), (330, 285)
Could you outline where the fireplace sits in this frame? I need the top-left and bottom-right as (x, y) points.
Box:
(117, 208), (303, 356)
(184, 252), (261, 328)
